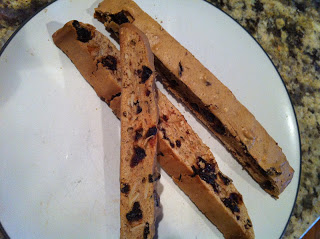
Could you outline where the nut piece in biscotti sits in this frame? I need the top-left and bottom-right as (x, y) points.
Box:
(119, 23), (160, 239)
(94, 0), (294, 198)
(52, 22), (254, 238)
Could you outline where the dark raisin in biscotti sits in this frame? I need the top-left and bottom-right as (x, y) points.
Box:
(119, 23), (160, 239)
(94, 0), (294, 198)
(53, 21), (254, 238)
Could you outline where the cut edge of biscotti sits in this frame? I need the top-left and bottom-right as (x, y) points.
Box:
(52, 21), (254, 238)
(119, 23), (160, 238)
(94, 0), (294, 198)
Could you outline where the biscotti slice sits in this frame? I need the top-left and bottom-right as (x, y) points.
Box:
(119, 23), (160, 239)
(53, 21), (254, 238)
(52, 20), (121, 108)
(94, 0), (294, 198)
(156, 92), (254, 239)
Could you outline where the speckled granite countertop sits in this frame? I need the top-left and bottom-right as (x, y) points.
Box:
(0, 0), (319, 238)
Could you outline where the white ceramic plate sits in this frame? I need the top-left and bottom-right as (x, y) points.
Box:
(0, 0), (300, 238)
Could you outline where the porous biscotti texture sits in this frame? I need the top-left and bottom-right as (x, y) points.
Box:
(52, 21), (254, 238)
(94, 0), (294, 198)
(119, 23), (160, 239)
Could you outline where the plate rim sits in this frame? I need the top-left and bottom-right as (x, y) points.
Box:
(0, 0), (302, 238)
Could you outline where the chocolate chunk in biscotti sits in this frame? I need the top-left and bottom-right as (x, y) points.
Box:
(131, 146), (146, 167)
(72, 20), (92, 42)
(99, 55), (117, 71)
(121, 183), (130, 194)
(126, 202), (143, 222)
(146, 126), (157, 138)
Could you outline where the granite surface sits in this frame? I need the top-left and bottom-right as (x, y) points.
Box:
(0, 0), (319, 238)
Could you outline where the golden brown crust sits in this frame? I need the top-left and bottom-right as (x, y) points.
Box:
(119, 23), (159, 239)
(94, 0), (294, 197)
(52, 21), (254, 238)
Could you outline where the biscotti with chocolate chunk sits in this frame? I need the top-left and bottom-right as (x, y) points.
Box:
(119, 23), (160, 239)
(52, 21), (254, 239)
(52, 20), (121, 107)
(156, 92), (254, 239)
(94, 0), (294, 198)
